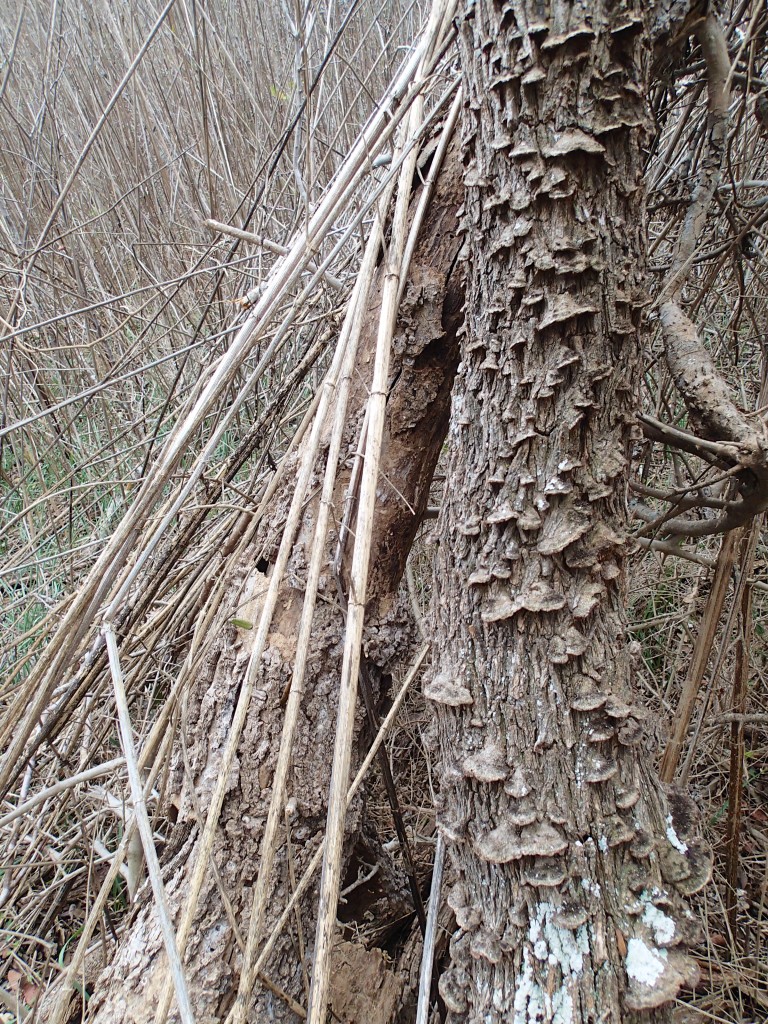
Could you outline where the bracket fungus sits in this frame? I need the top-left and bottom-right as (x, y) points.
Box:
(424, 672), (473, 707)
(438, 968), (469, 1015)
(553, 902), (589, 930)
(570, 690), (608, 713)
(583, 751), (619, 783)
(624, 944), (699, 1012)
(523, 858), (568, 888)
(470, 928), (503, 964)
(505, 765), (531, 799)
(475, 821), (523, 864)
(462, 742), (508, 783)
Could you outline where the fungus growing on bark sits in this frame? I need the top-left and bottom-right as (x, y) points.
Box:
(486, 503), (517, 524)
(536, 506), (592, 555)
(544, 472), (573, 495)
(674, 839), (713, 896)
(467, 568), (492, 586)
(570, 579), (607, 619)
(438, 968), (469, 1014)
(438, 814), (467, 845)
(517, 506), (543, 531)
(505, 765), (531, 799)
(658, 847), (692, 885)
(538, 293), (600, 330)
(630, 831), (655, 859)
(615, 785), (641, 810)
(462, 743), (508, 783)
(553, 902), (589, 930)
(564, 626), (588, 656)
(519, 821), (568, 857)
(547, 635), (569, 664)
(475, 821), (523, 864)
(520, 581), (566, 612)
(605, 815), (636, 847)
(521, 65), (546, 84)
(603, 695), (633, 719)
(470, 928), (503, 964)
(541, 24), (595, 49)
(583, 751), (619, 783)
(508, 806), (538, 828)
(522, 859), (568, 887)
(446, 882), (468, 916)
(624, 944), (699, 1012)
(617, 718), (644, 746)
(665, 785), (698, 839)
(585, 716), (616, 743)
(546, 800), (567, 825)
(481, 592), (518, 623)
(570, 691), (608, 712)
(539, 166), (569, 194)
(505, 901), (528, 930)
(543, 129), (605, 158)
(424, 672), (473, 706)
(456, 904), (483, 931)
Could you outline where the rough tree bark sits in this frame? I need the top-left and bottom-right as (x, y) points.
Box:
(429, 3), (711, 1022)
(78, 146), (463, 1024)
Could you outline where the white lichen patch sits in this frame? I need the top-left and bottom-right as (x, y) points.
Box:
(639, 891), (676, 945)
(581, 876), (601, 898)
(513, 904), (589, 1024)
(626, 937), (668, 986)
(666, 814), (688, 854)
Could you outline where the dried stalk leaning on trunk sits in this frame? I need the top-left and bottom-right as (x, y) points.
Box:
(223, 173), (396, 1024)
(306, 6), (459, 1021)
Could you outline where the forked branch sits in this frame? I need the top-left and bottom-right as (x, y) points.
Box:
(640, 11), (768, 538)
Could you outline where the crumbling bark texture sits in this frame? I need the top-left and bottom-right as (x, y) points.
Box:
(85, 147), (464, 1024)
(429, 3), (710, 1022)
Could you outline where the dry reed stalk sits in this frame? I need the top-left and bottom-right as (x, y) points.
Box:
(305, 6), (456, 1020)
(660, 529), (739, 782)
(47, 705), (179, 1024)
(224, 179), (396, 1024)
(103, 623), (195, 1024)
(152, 71), (440, 1012)
(725, 518), (760, 934)
(0, 757), (126, 829)
(416, 833), (445, 1024)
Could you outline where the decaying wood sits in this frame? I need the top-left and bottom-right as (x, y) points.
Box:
(429, 2), (711, 1020)
(68, 134), (464, 1024)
